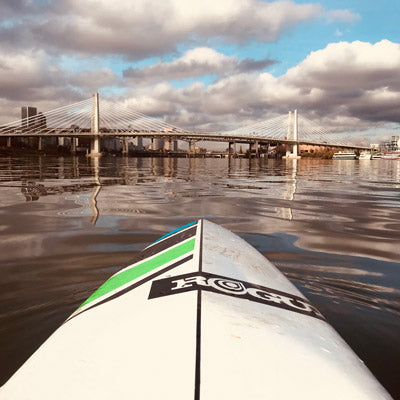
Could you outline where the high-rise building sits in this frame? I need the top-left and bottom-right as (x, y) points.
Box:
(390, 136), (399, 150)
(21, 107), (37, 128)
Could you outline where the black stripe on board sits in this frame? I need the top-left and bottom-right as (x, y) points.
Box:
(140, 225), (197, 261)
(195, 289), (202, 400)
(194, 219), (204, 400)
(142, 223), (197, 252)
(66, 254), (193, 323)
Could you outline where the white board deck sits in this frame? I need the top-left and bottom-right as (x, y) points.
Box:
(0, 220), (393, 399)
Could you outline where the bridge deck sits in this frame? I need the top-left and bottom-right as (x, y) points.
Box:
(0, 129), (368, 150)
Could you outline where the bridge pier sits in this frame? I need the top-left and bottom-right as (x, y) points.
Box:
(228, 141), (237, 158)
(71, 138), (77, 154)
(164, 138), (171, 152)
(249, 140), (260, 158)
(122, 138), (129, 155)
(187, 140), (196, 157)
(7, 137), (11, 148)
(38, 137), (42, 151)
(263, 142), (270, 158)
(90, 136), (100, 156)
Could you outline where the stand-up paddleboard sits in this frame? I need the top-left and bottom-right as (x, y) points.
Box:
(1, 220), (393, 399)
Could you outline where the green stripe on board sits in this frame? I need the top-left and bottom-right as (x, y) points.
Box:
(79, 238), (196, 309)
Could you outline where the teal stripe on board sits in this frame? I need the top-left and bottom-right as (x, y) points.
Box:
(152, 221), (197, 244)
(79, 238), (196, 309)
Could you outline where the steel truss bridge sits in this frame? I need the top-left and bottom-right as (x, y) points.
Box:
(0, 94), (368, 154)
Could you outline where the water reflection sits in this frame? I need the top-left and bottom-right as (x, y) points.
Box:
(280, 158), (298, 221)
(3, 155), (399, 267)
(1, 156), (399, 263)
(89, 157), (101, 224)
(0, 155), (399, 398)
(21, 180), (46, 201)
(281, 262), (400, 316)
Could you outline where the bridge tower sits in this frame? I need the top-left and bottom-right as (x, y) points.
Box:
(293, 109), (299, 157)
(285, 111), (292, 158)
(90, 93), (101, 157)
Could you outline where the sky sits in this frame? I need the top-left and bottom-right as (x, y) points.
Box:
(0, 0), (399, 143)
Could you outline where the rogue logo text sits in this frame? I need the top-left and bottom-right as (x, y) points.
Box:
(149, 272), (324, 320)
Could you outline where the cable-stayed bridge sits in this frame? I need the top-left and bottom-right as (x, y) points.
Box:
(0, 93), (368, 156)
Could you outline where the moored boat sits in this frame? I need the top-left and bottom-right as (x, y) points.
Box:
(381, 150), (400, 160)
(332, 151), (357, 160)
(372, 152), (383, 159)
(0, 220), (393, 399)
(358, 151), (372, 160)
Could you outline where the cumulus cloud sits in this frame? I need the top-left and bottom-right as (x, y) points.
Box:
(0, 0), (342, 59)
(0, 49), (86, 124)
(113, 40), (400, 133)
(0, 49), (81, 102)
(0, 0), (45, 17)
(70, 69), (120, 93)
(282, 40), (400, 122)
(284, 40), (400, 90)
(123, 47), (275, 85)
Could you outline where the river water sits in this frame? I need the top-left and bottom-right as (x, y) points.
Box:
(0, 155), (399, 398)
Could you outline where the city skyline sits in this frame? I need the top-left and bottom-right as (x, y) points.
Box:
(0, 0), (399, 143)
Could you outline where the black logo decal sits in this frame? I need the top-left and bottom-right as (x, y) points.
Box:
(149, 272), (325, 320)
